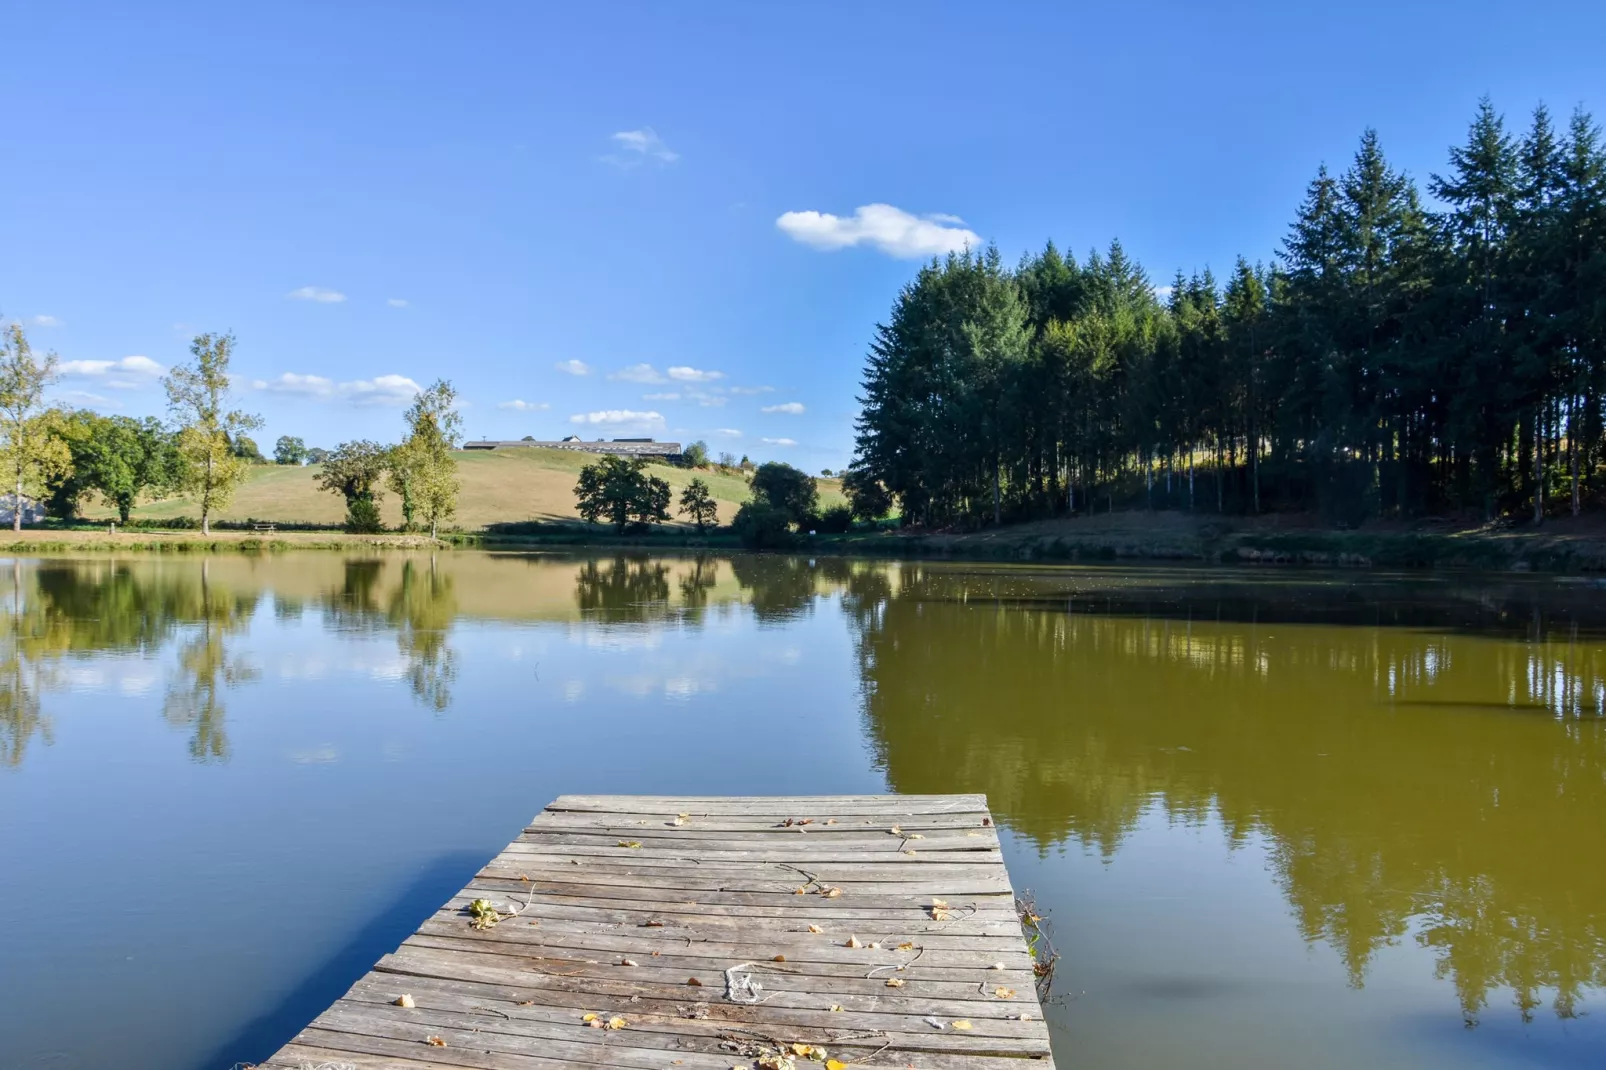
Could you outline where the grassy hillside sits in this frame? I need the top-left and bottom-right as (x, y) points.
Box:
(81, 447), (845, 531)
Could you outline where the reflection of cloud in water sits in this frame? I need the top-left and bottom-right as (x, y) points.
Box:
(562, 680), (585, 703)
(289, 745), (340, 765)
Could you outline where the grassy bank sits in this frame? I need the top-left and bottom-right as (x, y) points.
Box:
(0, 529), (446, 554)
(806, 511), (1606, 571)
(79, 447), (846, 530)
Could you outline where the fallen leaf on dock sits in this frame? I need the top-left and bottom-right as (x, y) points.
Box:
(807, 924), (823, 933)
(425, 1035), (446, 1046)
(620, 958), (639, 967)
(994, 986), (1017, 999)
(642, 919), (664, 927)
(820, 886), (842, 898)
(582, 1013), (599, 1022)
(885, 977), (906, 988)
(896, 941), (915, 951)
(393, 993), (415, 1008)
(687, 977), (703, 986)
(773, 954), (787, 962)
(888, 825), (902, 835)
(952, 1019), (974, 1030)
(826, 1061), (848, 1070)
(845, 935), (861, 948)
(617, 840), (643, 848)
(989, 962), (1006, 970)
(829, 1003), (845, 1011)
(607, 1016), (628, 1030)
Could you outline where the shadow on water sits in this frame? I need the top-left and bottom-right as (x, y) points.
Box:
(195, 850), (485, 1070)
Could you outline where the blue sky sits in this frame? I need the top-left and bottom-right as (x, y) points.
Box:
(4, 1), (1604, 471)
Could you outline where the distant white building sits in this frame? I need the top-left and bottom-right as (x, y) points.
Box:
(0, 494), (46, 525)
(463, 437), (684, 462)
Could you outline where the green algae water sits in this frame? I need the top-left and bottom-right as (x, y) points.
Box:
(0, 553), (1602, 1069)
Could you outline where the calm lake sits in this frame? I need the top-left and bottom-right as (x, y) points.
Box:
(1, 552), (1603, 1069)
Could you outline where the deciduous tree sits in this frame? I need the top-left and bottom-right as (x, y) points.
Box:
(163, 333), (261, 536)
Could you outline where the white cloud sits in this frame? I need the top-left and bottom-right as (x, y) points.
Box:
(714, 428), (742, 437)
(58, 355), (164, 390)
(498, 399), (550, 411)
(761, 401), (805, 415)
(287, 285), (347, 303)
(643, 392), (681, 401)
(343, 374), (421, 406)
(1153, 285), (1175, 302)
(251, 372), (421, 406)
(667, 366), (723, 383)
(387, 298), (408, 308)
(689, 390), (726, 408)
(729, 385), (774, 395)
(610, 363), (666, 384)
(776, 203), (981, 258)
(252, 373), (335, 397)
(761, 437), (798, 447)
(31, 314), (61, 327)
(554, 359), (590, 376)
(59, 389), (112, 406)
(606, 128), (679, 166)
(569, 409), (666, 429)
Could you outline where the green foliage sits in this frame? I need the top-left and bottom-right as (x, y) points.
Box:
(230, 434), (265, 463)
(681, 440), (709, 468)
(0, 324), (69, 528)
(841, 465), (893, 521)
(678, 476), (719, 532)
(344, 495), (384, 534)
(274, 435), (307, 465)
(815, 504), (854, 533)
(48, 411), (177, 522)
(305, 446), (330, 464)
(163, 332), (262, 536)
(316, 440), (389, 506)
(749, 461), (818, 526)
(851, 100), (1606, 526)
(574, 455), (671, 532)
(732, 499), (794, 548)
(391, 380), (462, 537)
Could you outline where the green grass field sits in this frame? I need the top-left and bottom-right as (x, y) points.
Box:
(81, 447), (844, 531)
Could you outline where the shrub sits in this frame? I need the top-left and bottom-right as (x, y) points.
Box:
(814, 504), (854, 534)
(733, 500), (794, 549)
(344, 495), (384, 534)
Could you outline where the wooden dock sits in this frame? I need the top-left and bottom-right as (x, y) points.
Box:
(262, 794), (1056, 1070)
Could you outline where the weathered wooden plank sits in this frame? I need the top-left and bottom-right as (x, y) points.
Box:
(467, 876), (1018, 914)
(259, 794), (1055, 1070)
(549, 793), (990, 813)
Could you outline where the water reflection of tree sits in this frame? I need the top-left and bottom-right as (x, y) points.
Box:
(387, 557), (458, 712)
(850, 567), (1606, 1025)
(321, 559), (386, 633)
(677, 556), (719, 622)
(161, 561), (260, 762)
(574, 556), (672, 623)
(727, 556), (821, 623)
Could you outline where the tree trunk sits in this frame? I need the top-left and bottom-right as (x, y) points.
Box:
(1251, 425), (1260, 514)
(1533, 408), (1544, 526)
(992, 462), (1001, 527)
(13, 464), (22, 532)
(1571, 394), (1581, 517)
(1188, 450), (1195, 512)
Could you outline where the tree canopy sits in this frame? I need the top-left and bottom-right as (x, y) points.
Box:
(852, 99), (1606, 528)
(163, 332), (261, 536)
(574, 455), (671, 532)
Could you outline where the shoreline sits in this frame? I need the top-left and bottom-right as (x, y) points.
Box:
(6, 517), (1606, 571)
